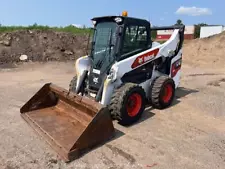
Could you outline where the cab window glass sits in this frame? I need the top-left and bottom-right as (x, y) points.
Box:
(121, 25), (147, 55)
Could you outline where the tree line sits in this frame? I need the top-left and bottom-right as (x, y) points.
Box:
(0, 19), (214, 39)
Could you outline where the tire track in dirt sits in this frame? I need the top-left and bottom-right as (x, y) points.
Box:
(105, 144), (136, 164)
(207, 78), (225, 87)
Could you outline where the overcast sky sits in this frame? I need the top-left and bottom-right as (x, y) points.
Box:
(0, 0), (224, 27)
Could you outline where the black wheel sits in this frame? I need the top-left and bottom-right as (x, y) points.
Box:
(69, 76), (77, 93)
(109, 83), (146, 126)
(69, 75), (87, 95)
(150, 76), (175, 109)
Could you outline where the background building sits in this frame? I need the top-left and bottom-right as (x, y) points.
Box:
(156, 26), (195, 41)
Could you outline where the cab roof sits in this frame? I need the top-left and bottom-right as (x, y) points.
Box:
(91, 16), (150, 26)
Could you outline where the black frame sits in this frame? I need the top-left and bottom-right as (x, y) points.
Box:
(91, 16), (151, 62)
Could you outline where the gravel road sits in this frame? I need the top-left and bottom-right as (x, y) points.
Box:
(0, 62), (224, 169)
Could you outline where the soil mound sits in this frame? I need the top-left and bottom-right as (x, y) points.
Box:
(0, 30), (88, 64)
(183, 31), (225, 68)
(1, 29), (224, 69)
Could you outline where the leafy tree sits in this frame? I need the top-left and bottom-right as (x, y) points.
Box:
(151, 29), (157, 39)
(175, 19), (184, 25)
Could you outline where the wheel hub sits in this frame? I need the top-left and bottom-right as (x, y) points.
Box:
(126, 93), (142, 117)
(162, 84), (173, 103)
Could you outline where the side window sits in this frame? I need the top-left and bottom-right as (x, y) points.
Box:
(121, 25), (148, 55)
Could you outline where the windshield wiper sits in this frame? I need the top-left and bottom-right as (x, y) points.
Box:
(108, 29), (114, 58)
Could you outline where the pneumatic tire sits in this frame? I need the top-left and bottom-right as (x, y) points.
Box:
(109, 83), (146, 126)
(150, 76), (175, 109)
(69, 75), (87, 95)
(69, 76), (86, 95)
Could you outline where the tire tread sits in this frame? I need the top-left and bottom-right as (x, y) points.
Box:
(150, 76), (175, 109)
(69, 76), (77, 92)
(109, 83), (146, 125)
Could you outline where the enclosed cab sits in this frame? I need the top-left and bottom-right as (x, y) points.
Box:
(84, 15), (153, 96)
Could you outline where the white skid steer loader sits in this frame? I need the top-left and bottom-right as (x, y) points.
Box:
(20, 12), (185, 162)
(70, 15), (184, 125)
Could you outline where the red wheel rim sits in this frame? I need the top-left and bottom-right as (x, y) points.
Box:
(126, 93), (142, 117)
(162, 84), (173, 103)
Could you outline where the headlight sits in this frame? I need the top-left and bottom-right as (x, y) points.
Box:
(108, 67), (118, 82)
(168, 50), (175, 57)
(114, 17), (123, 23)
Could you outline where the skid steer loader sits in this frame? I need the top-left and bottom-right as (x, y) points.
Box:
(20, 12), (185, 162)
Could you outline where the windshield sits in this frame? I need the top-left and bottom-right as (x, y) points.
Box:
(91, 22), (117, 72)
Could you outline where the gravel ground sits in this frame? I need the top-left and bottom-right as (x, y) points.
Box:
(0, 62), (225, 169)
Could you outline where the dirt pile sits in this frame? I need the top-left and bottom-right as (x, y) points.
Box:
(0, 30), (89, 64)
(1, 28), (224, 68)
(183, 31), (225, 68)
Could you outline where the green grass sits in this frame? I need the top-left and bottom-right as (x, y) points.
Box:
(0, 24), (91, 34)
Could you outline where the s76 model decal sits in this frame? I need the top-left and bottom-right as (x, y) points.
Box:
(171, 58), (182, 78)
(131, 48), (159, 69)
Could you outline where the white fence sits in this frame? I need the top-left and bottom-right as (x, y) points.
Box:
(200, 26), (225, 38)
